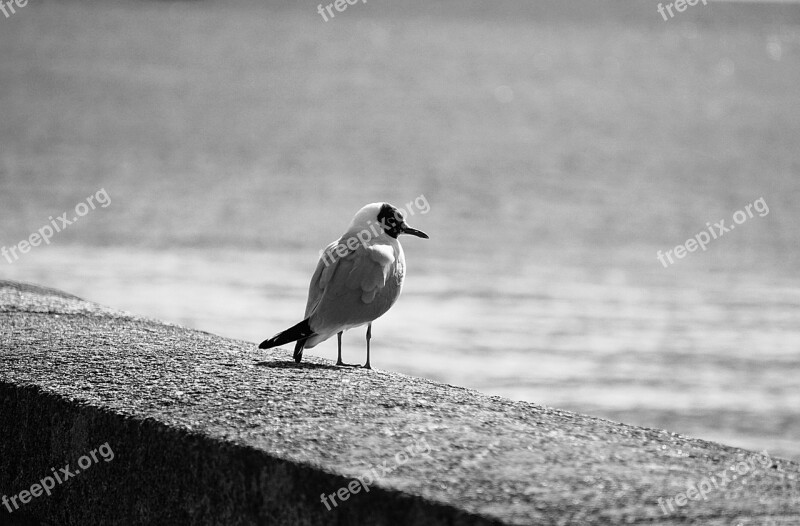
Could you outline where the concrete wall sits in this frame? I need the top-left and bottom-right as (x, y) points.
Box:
(1, 280), (798, 525)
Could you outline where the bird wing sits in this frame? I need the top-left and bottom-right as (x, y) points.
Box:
(304, 240), (339, 318)
(343, 243), (395, 304)
(304, 237), (401, 342)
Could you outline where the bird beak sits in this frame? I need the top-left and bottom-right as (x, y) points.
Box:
(401, 225), (429, 239)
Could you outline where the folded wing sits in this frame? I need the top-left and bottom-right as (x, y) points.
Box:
(344, 244), (394, 303)
(304, 238), (399, 341)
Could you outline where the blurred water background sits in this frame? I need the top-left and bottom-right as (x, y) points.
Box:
(1, 0), (799, 460)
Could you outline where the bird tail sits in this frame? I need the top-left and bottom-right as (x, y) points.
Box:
(258, 319), (314, 353)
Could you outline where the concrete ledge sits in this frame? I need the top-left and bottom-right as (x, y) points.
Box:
(1, 280), (798, 525)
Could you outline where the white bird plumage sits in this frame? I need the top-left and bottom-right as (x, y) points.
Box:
(259, 202), (428, 369)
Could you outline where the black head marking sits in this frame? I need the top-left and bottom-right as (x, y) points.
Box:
(377, 203), (404, 238)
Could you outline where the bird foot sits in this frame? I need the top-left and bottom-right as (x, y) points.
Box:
(336, 361), (362, 368)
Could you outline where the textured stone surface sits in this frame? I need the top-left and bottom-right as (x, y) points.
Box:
(0, 280), (798, 525)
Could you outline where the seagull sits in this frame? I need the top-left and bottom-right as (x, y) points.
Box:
(258, 202), (428, 369)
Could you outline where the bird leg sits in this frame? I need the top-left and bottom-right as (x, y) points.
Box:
(335, 331), (360, 367)
(363, 323), (372, 369)
(336, 332), (343, 365)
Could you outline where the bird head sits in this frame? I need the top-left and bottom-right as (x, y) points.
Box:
(348, 202), (429, 240)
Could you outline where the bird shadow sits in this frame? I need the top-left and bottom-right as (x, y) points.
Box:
(254, 360), (341, 371)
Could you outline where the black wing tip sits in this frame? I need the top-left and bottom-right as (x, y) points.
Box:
(258, 319), (313, 351)
(293, 338), (306, 363)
